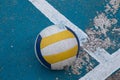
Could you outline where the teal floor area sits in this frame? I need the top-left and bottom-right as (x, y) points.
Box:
(0, 0), (120, 80)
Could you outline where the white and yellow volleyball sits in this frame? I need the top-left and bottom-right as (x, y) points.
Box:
(35, 25), (80, 70)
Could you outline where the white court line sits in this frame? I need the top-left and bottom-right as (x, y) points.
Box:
(80, 49), (120, 80)
(29, 0), (120, 80)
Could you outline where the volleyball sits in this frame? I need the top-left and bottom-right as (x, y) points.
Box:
(35, 25), (80, 70)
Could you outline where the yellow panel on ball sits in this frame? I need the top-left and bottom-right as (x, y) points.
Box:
(35, 25), (80, 70)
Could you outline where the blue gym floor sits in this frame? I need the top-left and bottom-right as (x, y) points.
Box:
(0, 0), (120, 80)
